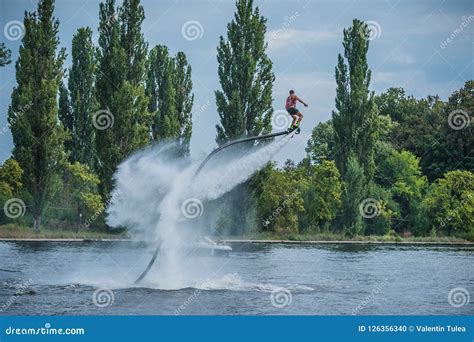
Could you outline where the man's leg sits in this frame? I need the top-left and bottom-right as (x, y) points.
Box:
(291, 114), (298, 127)
(296, 112), (303, 126)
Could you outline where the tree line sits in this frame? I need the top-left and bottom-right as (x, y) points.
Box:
(0, 0), (472, 240)
(1, 0), (193, 232)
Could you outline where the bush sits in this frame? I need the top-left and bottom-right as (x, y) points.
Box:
(422, 170), (474, 235)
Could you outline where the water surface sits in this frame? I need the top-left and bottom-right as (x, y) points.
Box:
(0, 241), (472, 315)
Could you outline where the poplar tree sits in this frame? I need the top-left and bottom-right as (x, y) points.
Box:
(68, 27), (97, 167)
(214, 0), (274, 235)
(146, 46), (194, 156)
(7, 0), (66, 232)
(215, 0), (274, 144)
(332, 19), (378, 182)
(95, 0), (149, 200)
(146, 45), (178, 141)
(58, 81), (73, 159)
(173, 52), (193, 156)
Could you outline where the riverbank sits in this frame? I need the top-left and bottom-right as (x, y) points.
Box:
(0, 224), (126, 240)
(1, 224), (472, 244)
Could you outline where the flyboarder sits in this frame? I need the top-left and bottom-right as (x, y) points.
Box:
(285, 90), (308, 133)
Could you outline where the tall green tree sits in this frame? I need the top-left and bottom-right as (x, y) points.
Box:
(68, 27), (97, 166)
(332, 19), (378, 182)
(146, 46), (194, 155)
(0, 43), (12, 67)
(340, 154), (365, 236)
(173, 51), (194, 156)
(95, 0), (149, 200)
(214, 0), (274, 235)
(215, 0), (274, 144)
(7, 0), (67, 232)
(146, 45), (176, 141)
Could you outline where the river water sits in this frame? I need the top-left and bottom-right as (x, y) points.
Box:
(0, 241), (472, 315)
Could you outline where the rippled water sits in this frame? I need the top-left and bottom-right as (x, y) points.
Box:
(0, 241), (473, 315)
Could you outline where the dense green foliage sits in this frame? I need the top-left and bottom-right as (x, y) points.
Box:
(146, 46), (194, 155)
(7, 0), (67, 232)
(66, 27), (97, 167)
(423, 171), (473, 236)
(0, 42), (11, 67)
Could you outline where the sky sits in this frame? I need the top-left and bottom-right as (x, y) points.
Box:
(0, 0), (472, 164)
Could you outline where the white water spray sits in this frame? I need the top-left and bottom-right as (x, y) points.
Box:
(107, 135), (291, 288)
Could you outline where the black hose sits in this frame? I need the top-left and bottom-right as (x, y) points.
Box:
(193, 130), (289, 177)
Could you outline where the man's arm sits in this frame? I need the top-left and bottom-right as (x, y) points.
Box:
(296, 96), (308, 107)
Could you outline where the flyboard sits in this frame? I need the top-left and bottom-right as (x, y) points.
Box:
(134, 128), (296, 284)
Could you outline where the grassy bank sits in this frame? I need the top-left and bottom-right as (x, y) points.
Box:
(1, 224), (472, 243)
(0, 224), (127, 240)
(227, 231), (474, 243)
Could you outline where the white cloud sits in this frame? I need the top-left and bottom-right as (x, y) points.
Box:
(266, 28), (339, 51)
(392, 52), (416, 65)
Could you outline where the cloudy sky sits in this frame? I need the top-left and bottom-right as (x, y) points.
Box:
(0, 0), (472, 164)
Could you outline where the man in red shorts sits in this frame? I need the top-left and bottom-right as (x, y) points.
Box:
(285, 89), (308, 133)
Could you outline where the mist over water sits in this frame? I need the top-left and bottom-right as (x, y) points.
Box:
(106, 135), (292, 289)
